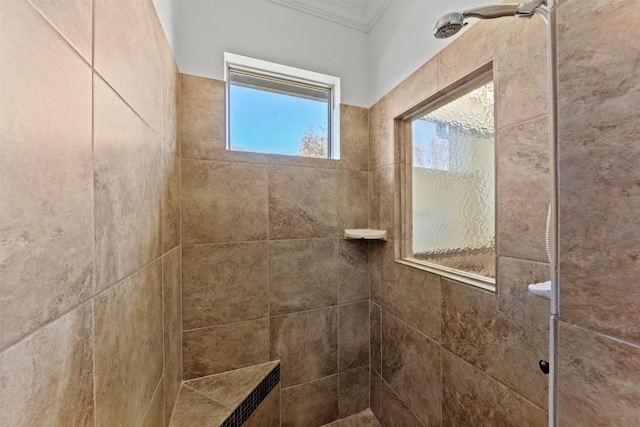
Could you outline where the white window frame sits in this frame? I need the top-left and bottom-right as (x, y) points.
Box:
(224, 52), (341, 159)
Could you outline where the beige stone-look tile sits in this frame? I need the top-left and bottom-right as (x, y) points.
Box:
(367, 102), (380, 172)
(162, 142), (181, 252)
(358, 409), (382, 427)
(94, 75), (161, 292)
(244, 384), (281, 427)
(339, 366), (369, 418)
(165, 350), (182, 427)
(201, 148), (270, 165)
(382, 262), (442, 341)
(442, 350), (546, 427)
(370, 242), (382, 304)
(437, 19), (499, 90)
(28, 0), (92, 63)
(368, 98), (395, 171)
(339, 301), (369, 371)
(281, 375), (339, 427)
(557, 0), (640, 343)
(269, 164), (338, 239)
(437, 7), (547, 128)
(169, 386), (230, 427)
(0, 303), (94, 426)
(182, 242), (268, 329)
(385, 58), (439, 119)
(495, 17), (548, 130)
(269, 238), (337, 315)
(160, 39), (178, 151)
(441, 257), (549, 409)
(370, 302), (382, 375)
(181, 159), (268, 244)
(359, 409), (382, 427)
(379, 382), (423, 427)
(163, 247), (182, 375)
(381, 311), (441, 426)
(338, 169), (369, 231)
(373, 165), (396, 239)
(180, 74), (225, 159)
(322, 413), (363, 427)
(557, 321), (640, 426)
(94, 260), (163, 427)
(370, 369), (382, 421)
(432, 24), (492, 90)
(182, 318), (269, 379)
(94, 0), (162, 132)
(185, 361), (279, 408)
(339, 240), (369, 304)
(142, 378), (165, 427)
(497, 116), (550, 262)
(0, 0), (93, 348)
(268, 153), (338, 169)
(339, 104), (369, 171)
(270, 307), (338, 388)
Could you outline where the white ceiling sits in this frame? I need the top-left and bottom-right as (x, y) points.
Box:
(267, 0), (392, 32)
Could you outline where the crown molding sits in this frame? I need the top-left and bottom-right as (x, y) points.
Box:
(267, 0), (392, 33)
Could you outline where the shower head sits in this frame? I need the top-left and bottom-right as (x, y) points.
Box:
(433, 0), (548, 39)
(433, 12), (466, 39)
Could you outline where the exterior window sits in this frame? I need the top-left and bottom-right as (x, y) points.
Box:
(400, 69), (495, 290)
(225, 53), (340, 159)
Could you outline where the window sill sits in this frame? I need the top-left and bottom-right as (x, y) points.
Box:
(396, 258), (496, 292)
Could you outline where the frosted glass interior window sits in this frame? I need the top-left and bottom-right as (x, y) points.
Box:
(409, 76), (495, 282)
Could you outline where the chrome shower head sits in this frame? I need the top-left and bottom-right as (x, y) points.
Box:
(433, 0), (548, 39)
(433, 12), (466, 39)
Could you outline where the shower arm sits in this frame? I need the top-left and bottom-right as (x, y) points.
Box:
(463, 0), (547, 21)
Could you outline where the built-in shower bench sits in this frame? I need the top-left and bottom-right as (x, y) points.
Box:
(169, 361), (280, 427)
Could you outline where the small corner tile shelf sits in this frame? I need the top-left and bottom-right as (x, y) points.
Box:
(169, 361), (280, 427)
(528, 281), (551, 299)
(344, 229), (387, 241)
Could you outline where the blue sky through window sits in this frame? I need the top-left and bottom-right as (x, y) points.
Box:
(229, 84), (328, 156)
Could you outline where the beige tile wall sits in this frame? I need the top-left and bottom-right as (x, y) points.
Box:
(555, 0), (640, 424)
(368, 13), (550, 427)
(0, 0), (182, 425)
(180, 75), (371, 426)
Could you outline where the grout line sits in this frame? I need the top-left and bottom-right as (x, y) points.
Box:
(555, 318), (640, 349)
(496, 112), (549, 133)
(181, 299), (369, 335)
(179, 154), (353, 171)
(443, 348), (548, 413)
(91, 299), (98, 424)
(280, 372), (340, 392)
(183, 236), (347, 247)
(184, 361), (279, 384)
(92, 68), (161, 140)
(380, 378), (427, 427)
(140, 374), (164, 425)
(381, 307), (441, 347)
(90, 1), (97, 422)
(2, 254), (168, 353)
(181, 383), (234, 410)
(161, 253), (167, 377)
(24, 0), (91, 68)
(496, 255), (550, 267)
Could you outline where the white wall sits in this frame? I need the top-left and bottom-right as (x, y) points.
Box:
(166, 0), (369, 107)
(367, 0), (485, 105)
(153, 0), (490, 107)
(153, 0), (175, 50)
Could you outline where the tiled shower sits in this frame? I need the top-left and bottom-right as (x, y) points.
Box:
(1, 0), (639, 426)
